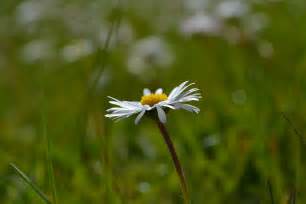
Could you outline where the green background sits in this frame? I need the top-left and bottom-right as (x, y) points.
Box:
(1, 0), (306, 203)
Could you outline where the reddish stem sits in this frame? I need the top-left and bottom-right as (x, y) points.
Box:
(156, 121), (189, 204)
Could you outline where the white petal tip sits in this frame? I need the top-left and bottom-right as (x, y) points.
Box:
(143, 88), (151, 96)
(156, 106), (167, 123)
(155, 88), (163, 94)
(134, 110), (146, 125)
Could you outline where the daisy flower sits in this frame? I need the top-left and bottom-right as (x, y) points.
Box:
(105, 81), (201, 124)
(105, 81), (201, 203)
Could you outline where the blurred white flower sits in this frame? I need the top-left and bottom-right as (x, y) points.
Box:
(180, 14), (223, 37)
(15, 0), (54, 26)
(16, 1), (43, 25)
(127, 36), (174, 75)
(61, 39), (94, 62)
(215, 1), (249, 19)
(21, 39), (54, 63)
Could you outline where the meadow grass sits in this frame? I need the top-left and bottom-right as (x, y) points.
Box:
(1, 0), (306, 203)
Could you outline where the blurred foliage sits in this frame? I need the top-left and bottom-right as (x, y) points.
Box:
(1, 0), (306, 203)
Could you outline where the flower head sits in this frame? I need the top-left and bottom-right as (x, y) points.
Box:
(105, 81), (201, 124)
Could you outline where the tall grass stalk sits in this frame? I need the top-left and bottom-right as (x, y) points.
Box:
(281, 112), (305, 145)
(156, 121), (189, 204)
(87, 2), (122, 95)
(89, 3), (122, 203)
(70, 2), (123, 202)
(10, 163), (52, 204)
(288, 189), (296, 204)
(281, 112), (301, 204)
(267, 179), (275, 204)
(42, 97), (58, 204)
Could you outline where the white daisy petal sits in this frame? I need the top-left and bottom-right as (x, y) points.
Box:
(143, 88), (151, 95)
(180, 88), (199, 98)
(174, 104), (200, 113)
(107, 96), (121, 102)
(105, 110), (134, 118)
(177, 82), (195, 95)
(168, 81), (188, 99)
(167, 81), (201, 105)
(109, 99), (143, 110)
(135, 109), (146, 124)
(161, 104), (175, 109)
(107, 97), (142, 108)
(156, 106), (167, 123)
(155, 88), (163, 94)
(168, 87), (178, 99)
(157, 101), (175, 109)
(178, 96), (199, 102)
(174, 83), (195, 100)
(106, 96), (144, 121)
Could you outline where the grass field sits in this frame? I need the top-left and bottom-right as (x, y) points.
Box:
(1, 0), (306, 203)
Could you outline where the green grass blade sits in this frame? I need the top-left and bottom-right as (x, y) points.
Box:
(267, 179), (275, 204)
(288, 188), (296, 204)
(9, 163), (52, 204)
(42, 105), (58, 204)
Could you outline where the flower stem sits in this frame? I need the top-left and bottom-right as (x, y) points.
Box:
(156, 121), (189, 204)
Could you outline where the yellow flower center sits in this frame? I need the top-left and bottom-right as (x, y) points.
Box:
(140, 93), (168, 106)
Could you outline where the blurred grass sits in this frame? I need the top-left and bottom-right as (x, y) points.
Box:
(41, 96), (57, 204)
(1, 0), (306, 203)
(9, 163), (51, 204)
